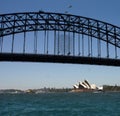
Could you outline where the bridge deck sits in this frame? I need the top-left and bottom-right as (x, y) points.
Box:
(0, 53), (120, 66)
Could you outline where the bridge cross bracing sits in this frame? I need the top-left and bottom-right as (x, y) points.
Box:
(0, 12), (120, 66)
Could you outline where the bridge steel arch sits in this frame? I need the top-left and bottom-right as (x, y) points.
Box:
(0, 11), (120, 66)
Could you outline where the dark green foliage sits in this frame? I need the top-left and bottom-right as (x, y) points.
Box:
(103, 85), (120, 91)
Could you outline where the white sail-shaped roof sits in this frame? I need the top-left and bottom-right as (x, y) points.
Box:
(73, 84), (79, 89)
(91, 84), (97, 90)
(82, 81), (90, 89)
(84, 80), (91, 88)
(79, 82), (87, 88)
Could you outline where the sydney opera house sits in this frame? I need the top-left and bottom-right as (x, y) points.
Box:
(72, 80), (100, 92)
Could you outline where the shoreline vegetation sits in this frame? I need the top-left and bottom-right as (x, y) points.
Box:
(0, 85), (120, 94)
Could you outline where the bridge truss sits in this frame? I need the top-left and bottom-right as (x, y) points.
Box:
(0, 11), (120, 66)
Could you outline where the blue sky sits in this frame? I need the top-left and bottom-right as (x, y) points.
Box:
(0, 0), (120, 89)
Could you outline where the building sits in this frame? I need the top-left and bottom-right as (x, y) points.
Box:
(72, 80), (98, 92)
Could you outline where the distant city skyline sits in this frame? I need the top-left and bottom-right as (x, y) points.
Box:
(0, 0), (120, 89)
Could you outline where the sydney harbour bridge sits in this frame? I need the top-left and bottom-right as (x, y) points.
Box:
(0, 11), (120, 66)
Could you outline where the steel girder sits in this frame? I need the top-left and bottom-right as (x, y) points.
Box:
(0, 11), (120, 48)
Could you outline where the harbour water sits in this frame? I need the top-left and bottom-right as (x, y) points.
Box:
(0, 92), (120, 116)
